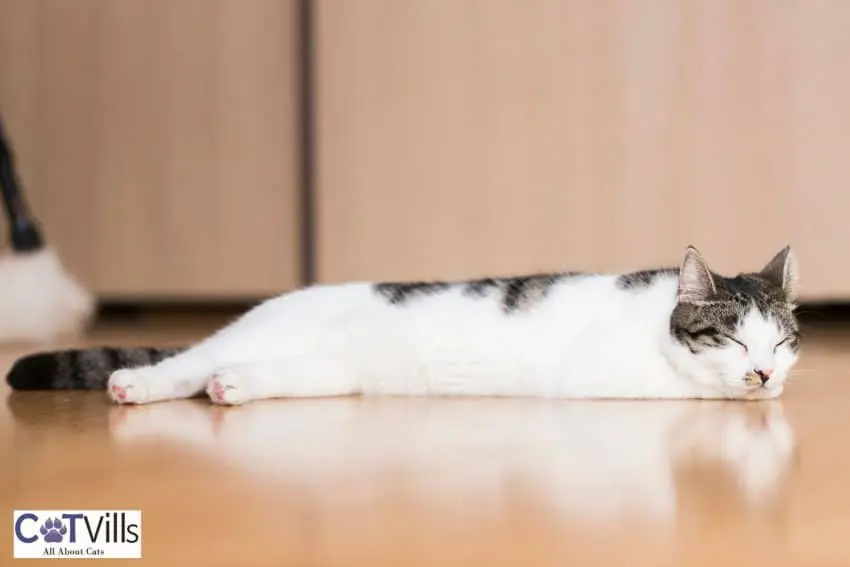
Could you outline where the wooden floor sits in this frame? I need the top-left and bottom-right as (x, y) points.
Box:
(1, 309), (850, 566)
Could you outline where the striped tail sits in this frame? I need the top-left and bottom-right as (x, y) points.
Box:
(6, 346), (184, 391)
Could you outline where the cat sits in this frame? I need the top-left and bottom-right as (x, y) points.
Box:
(6, 245), (800, 405)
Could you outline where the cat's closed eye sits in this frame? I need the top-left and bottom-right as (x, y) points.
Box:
(774, 333), (799, 351)
(721, 333), (748, 352)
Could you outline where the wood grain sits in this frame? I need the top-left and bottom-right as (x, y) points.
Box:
(0, 0), (300, 298)
(2, 314), (850, 566)
(315, 0), (850, 300)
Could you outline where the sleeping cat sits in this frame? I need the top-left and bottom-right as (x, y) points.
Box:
(6, 245), (800, 405)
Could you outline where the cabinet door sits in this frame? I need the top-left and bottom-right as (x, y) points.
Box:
(0, 0), (300, 299)
(315, 0), (850, 301)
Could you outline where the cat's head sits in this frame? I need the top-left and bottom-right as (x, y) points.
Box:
(669, 246), (800, 397)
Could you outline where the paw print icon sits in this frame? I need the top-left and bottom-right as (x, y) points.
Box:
(40, 518), (68, 543)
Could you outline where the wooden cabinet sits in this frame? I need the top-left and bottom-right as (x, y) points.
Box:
(3, 1), (850, 302)
(314, 0), (850, 302)
(0, 0), (301, 299)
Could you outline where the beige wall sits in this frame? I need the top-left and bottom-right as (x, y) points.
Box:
(1, 1), (849, 301)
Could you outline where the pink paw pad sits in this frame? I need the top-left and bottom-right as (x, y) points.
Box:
(110, 385), (127, 401)
(209, 376), (228, 404)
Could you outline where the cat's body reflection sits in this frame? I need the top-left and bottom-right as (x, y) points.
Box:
(110, 398), (795, 524)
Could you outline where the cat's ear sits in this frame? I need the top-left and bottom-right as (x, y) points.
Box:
(759, 245), (798, 302)
(677, 246), (717, 304)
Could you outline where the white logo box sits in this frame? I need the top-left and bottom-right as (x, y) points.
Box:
(13, 510), (142, 560)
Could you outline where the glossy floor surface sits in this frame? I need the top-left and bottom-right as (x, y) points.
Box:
(1, 311), (849, 566)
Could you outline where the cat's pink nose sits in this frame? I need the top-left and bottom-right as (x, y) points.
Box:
(754, 368), (773, 385)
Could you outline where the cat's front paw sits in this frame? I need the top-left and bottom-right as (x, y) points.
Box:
(206, 369), (253, 406)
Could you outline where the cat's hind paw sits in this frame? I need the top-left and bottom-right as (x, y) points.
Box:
(108, 369), (152, 405)
(207, 369), (252, 406)
(108, 367), (186, 404)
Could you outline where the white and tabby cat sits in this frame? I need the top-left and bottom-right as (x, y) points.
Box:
(6, 245), (800, 405)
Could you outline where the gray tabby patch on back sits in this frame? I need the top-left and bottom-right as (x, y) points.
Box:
(617, 268), (679, 289)
(374, 282), (452, 305)
(374, 272), (583, 314)
(465, 273), (582, 313)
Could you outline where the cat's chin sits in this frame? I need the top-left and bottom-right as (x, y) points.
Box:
(731, 384), (784, 401)
(688, 377), (785, 401)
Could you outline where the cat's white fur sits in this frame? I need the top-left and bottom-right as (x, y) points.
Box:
(107, 247), (800, 406)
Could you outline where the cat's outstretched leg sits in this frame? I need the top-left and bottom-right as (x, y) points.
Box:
(206, 356), (359, 406)
(108, 347), (217, 404)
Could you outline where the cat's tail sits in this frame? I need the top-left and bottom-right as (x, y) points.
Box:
(6, 346), (184, 390)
